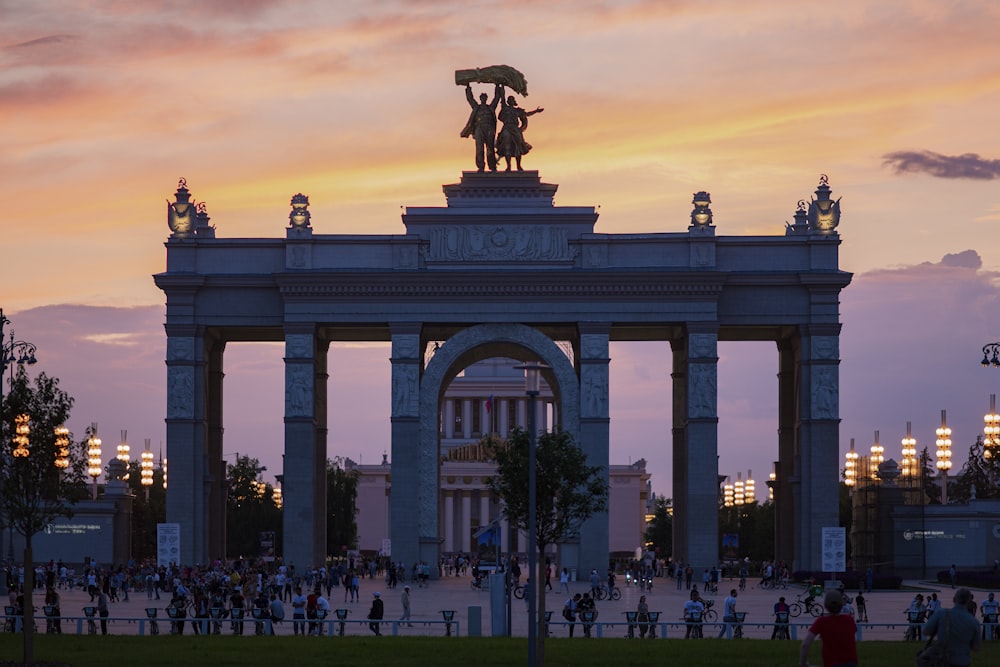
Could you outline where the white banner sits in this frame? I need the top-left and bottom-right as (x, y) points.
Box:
(821, 526), (846, 573)
(157, 523), (181, 568)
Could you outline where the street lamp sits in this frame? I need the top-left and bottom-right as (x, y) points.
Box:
(869, 431), (884, 478)
(984, 395), (1000, 463)
(734, 472), (744, 505)
(515, 361), (547, 667)
(87, 423), (102, 500)
(935, 410), (952, 504)
(900, 422), (917, 478)
(844, 438), (858, 487)
(745, 470), (755, 504)
(54, 425), (70, 470)
(141, 438), (154, 500)
(981, 342), (1000, 368)
(117, 430), (130, 480)
(0, 309), (38, 562)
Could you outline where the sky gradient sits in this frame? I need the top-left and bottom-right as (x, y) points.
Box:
(3, 1), (1000, 497)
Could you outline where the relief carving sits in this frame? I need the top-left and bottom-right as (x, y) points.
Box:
(392, 364), (418, 417)
(688, 364), (717, 418)
(813, 336), (838, 360)
(167, 338), (194, 362)
(286, 365), (313, 416)
(167, 367), (194, 419)
(286, 334), (313, 359)
(689, 333), (717, 360)
(811, 366), (838, 419)
(427, 225), (572, 262)
(580, 334), (608, 360)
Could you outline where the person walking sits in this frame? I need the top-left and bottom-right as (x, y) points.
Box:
(400, 586), (413, 627)
(367, 591), (384, 635)
(559, 568), (571, 595)
(799, 590), (857, 667)
(97, 589), (110, 635)
(924, 587), (981, 666)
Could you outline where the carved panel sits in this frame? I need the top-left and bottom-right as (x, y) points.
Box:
(689, 333), (717, 360)
(426, 225), (573, 262)
(392, 363), (419, 417)
(688, 363), (717, 418)
(167, 366), (195, 419)
(167, 337), (194, 362)
(582, 368), (609, 419)
(810, 365), (838, 420)
(286, 334), (313, 359)
(812, 336), (839, 361)
(285, 364), (313, 417)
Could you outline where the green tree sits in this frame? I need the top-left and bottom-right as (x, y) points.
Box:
(644, 496), (672, 557)
(327, 457), (359, 556)
(0, 367), (88, 663)
(225, 455), (281, 558)
(488, 427), (608, 666)
(124, 459), (166, 562)
(952, 436), (999, 502)
(919, 447), (941, 504)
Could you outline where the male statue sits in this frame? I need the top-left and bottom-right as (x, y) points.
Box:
(460, 83), (502, 172)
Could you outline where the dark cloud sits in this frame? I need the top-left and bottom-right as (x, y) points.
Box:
(882, 150), (1000, 179)
(10, 35), (78, 49)
(939, 250), (982, 270)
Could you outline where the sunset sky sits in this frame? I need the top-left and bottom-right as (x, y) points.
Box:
(3, 1), (1000, 500)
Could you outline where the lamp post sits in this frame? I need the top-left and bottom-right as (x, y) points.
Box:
(900, 422), (917, 478)
(844, 438), (858, 488)
(141, 438), (154, 500)
(515, 361), (547, 667)
(87, 423), (102, 500)
(0, 309), (38, 564)
(980, 342), (1000, 368)
(869, 431), (884, 479)
(935, 410), (952, 504)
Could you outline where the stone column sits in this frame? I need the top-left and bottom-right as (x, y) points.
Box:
(165, 325), (207, 566)
(205, 335), (227, 562)
(479, 493), (491, 529)
(671, 325), (719, 570)
(282, 325), (328, 569)
(794, 327), (842, 571)
(460, 491), (472, 553)
(445, 400), (455, 439)
(578, 323), (611, 574)
(462, 400), (472, 439)
(389, 324), (426, 571)
(443, 490), (455, 552)
(775, 337), (798, 568)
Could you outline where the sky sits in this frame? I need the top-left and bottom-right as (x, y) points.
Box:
(3, 0), (1000, 498)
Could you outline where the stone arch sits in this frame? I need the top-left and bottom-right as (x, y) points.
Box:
(417, 324), (581, 539)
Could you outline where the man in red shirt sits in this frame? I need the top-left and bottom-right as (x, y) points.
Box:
(799, 590), (857, 667)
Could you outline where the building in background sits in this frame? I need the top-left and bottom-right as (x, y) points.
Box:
(351, 357), (650, 563)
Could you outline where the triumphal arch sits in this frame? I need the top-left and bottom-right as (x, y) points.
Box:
(155, 168), (850, 573)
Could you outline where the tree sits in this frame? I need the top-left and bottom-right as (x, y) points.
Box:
(226, 455), (281, 558)
(952, 436), (999, 502)
(644, 496), (672, 557)
(125, 458), (166, 562)
(326, 457), (359, 556)
(919, 447), (941, 504)
(0, 368), (88, 663)
(488, 427), (608, 666)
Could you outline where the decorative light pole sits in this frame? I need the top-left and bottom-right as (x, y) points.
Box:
(141, 438), (154, 500)
(116, 430), (130, 480)
(54, 425), (70, 470)
(87, 423), (102, 500)
(869, 431), (884, 479)
(900, 422), (917, 478)
(984, 395), (1000, 463)
(734, 472), (745, 506)
(723, 479), (734, 507)
(935, 410), (952, 504)
(745, 470), (755, 504)
(844, 438), (858, 488)
(515, 361), (547, 667)
(981, 342), (1000, 368)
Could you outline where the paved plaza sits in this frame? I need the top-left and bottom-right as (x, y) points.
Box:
(10, 572), (988, 641)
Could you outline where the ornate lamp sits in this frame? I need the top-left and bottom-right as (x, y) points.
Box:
(745, 470), (755, 504)
(733, 472), (744, 505)
(12, 414), (30, 458)
(87, 423), (102, 499)
(900, 422), (917, 477)
(936, 410), (952, 503)
(844, 438), (858, 487)
(984, 395), (1000, 461)
(869, 431), (884, 478)
(723, 480), (734, 507)
(117, 430), (130, 480)
(54, 425), (70, 469)
(141, 438), (154, 499)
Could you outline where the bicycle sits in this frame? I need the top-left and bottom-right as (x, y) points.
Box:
(595, 584), (622, 601)
(789, 594), (824, 618)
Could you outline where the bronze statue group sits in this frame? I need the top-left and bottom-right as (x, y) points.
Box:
(461, 82), (544, 173)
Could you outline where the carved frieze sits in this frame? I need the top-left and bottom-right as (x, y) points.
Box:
(426, 225), (573, 262)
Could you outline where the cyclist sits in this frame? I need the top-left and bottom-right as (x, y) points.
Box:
(683, 589), (705, 639)
(772, 596), (791, 640)
(803, 578), (823, 609)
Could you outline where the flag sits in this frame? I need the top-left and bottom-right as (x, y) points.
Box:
(485, 394), (493, 413)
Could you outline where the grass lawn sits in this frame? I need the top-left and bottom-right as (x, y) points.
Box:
(1, 635), (998, 667)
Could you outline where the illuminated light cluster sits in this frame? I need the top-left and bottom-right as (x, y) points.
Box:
(162, 458), (168, 490)
(141, 438), (154, 488)
(900, 422), (917, 477)
(117, 430), (130, 480)
(734, 472), (745, 506)
(768, 465), (776, 501)
(844, 438), (858, 487)
(745, 471), (755, 504)
(54, 425), (70, 468)
(273, 486), (282, 509)
(723, 480), (734, 507)
(13, 413), (30, 458)
(984, 394), (1000, 461)
(936, 410), (952, 472)
(870, 430), (884, 477)
(87, 423), (102, 478)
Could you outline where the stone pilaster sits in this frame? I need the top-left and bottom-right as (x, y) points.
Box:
(578, 323), (611, 573)
(389, 323), (424, 570)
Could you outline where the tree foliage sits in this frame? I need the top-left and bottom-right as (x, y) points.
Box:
(225, 455), (281, 558)
(488, 428), (609, 553)
(327, 457), (359, 555)
(0, 368), (88, 542)
(125, 459), (166, 562)
(952, 436), (1000, 502)
(643, 496), (672, 557)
